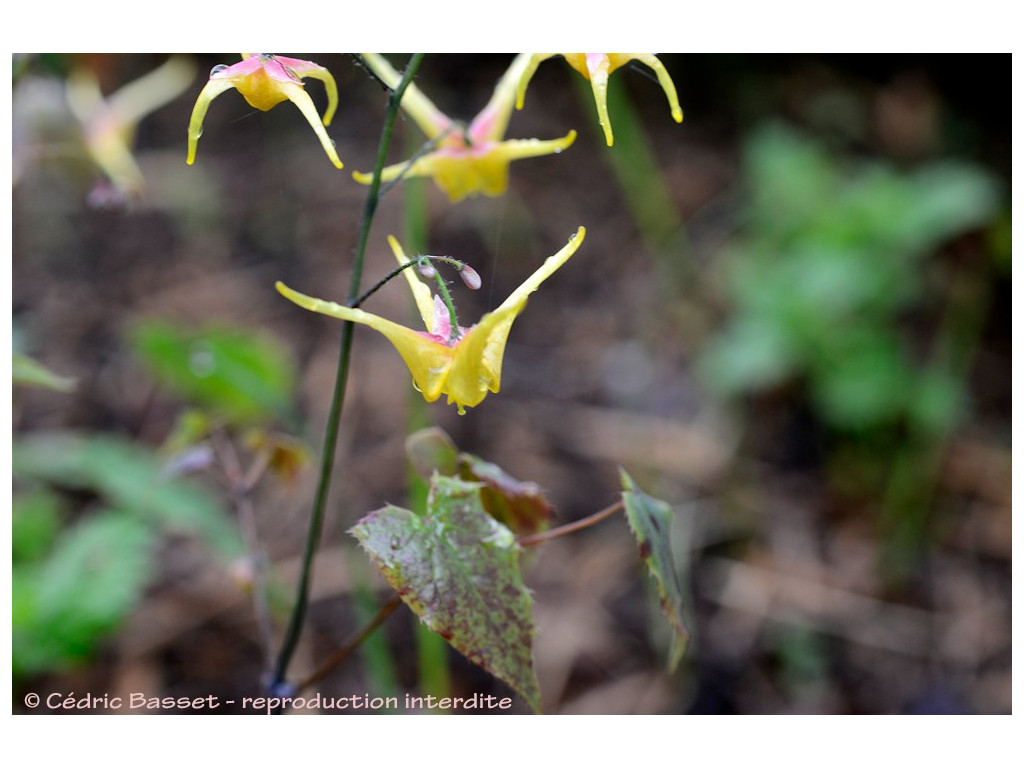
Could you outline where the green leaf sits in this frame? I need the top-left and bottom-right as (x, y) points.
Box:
(12, 488), (64, 562)
(12, 432), (242, 558)
(350, 475), (541, 713)
(13, 510), (156, 676)
(405, 427), (554, 537)
(745, 122), (838, 240)
(808, 329), (909, 430)
(405, 427), (459, 479)
(12, 353), (76, 392)
(620, 470), (689, 672)
(458, 454), (554, 538)
(130, 321), (296, 426)
(905, 162), (1001, 248)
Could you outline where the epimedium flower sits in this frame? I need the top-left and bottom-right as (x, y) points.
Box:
(353, 53), (576, 202)
(187, 54), (343, 169)
(65, 55), (197, 201)
(515, 54), (683, 146)
(276, 226), (586, 414)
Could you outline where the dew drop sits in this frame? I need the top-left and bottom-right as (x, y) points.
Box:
(189, 345), (215, 378)
(210, 64), (229, 77)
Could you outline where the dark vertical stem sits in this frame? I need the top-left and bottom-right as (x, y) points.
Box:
(269, 54), (426, 691)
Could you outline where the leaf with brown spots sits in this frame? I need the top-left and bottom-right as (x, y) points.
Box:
(458, 454), (554, 538)
(405, 427), (554, 537)
(620, 469), (689, 671)
(350, 475), (541, 712)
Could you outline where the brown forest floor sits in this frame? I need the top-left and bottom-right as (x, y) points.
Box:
(12, 53), (1011, 714)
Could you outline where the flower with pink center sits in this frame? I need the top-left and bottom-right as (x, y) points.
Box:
(353, 53), (575, 202)
(186, 54), (342, 168)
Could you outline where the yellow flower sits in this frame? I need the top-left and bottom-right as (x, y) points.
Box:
(65, 55), (196, 200)
(187, 54), (342, 168)
(276, 227), (586, 413)
(353, 53), (575, 202)
(516, 54), (683, 146)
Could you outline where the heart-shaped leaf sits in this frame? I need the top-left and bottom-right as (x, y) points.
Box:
(350, 475), (541, 712)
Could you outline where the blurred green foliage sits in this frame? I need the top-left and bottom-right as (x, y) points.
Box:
(12, 353), (77, 392)
(12, 433), (242, 677)
(699, 122), (1002, 434)
(12, 318), (302, 680)
(131, 321), (298, 428)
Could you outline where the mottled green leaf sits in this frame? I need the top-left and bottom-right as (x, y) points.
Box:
(350, 475), (541, 712)
(458, 454), (554, 538)
(131, 321), (296, 426)
(405, 427), (554, 537)
(405, 427), (459, 479)
(12, 432), (242, 558)
(620, 470), (689, 671)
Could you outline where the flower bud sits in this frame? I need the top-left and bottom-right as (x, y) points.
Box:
(417, 260), (437, 279)
(459, 264), (482, 290)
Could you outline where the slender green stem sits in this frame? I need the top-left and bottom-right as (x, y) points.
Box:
(269, 53), (425, 691)
(427, 268), (461, 342)
(351, 255), (466, 309)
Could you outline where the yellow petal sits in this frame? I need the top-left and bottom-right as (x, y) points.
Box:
(279, 81), (344, 169)
(355, 131), (577, 202)
(275, 282), (453, 402)
(186, 78), (236, 165)
(471, 53), (535, 142)
(110, 55), (197, 129)
(443, 316), (511, 410)
(620, 53), (683, 124)
(351, 160), (411, 187)
(494, 225), (586, 315)
(359, 53), (454, 139)
(586, 57), (614, 146)
(514, 53), (558, 110)
(356, 149), (495, 202)
(445, 225), (586, 410)
(288, 65), (338, 126)
(277, 228), (585, 414)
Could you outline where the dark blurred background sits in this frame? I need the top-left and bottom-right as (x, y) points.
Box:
(12, 53), (1011, 714)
